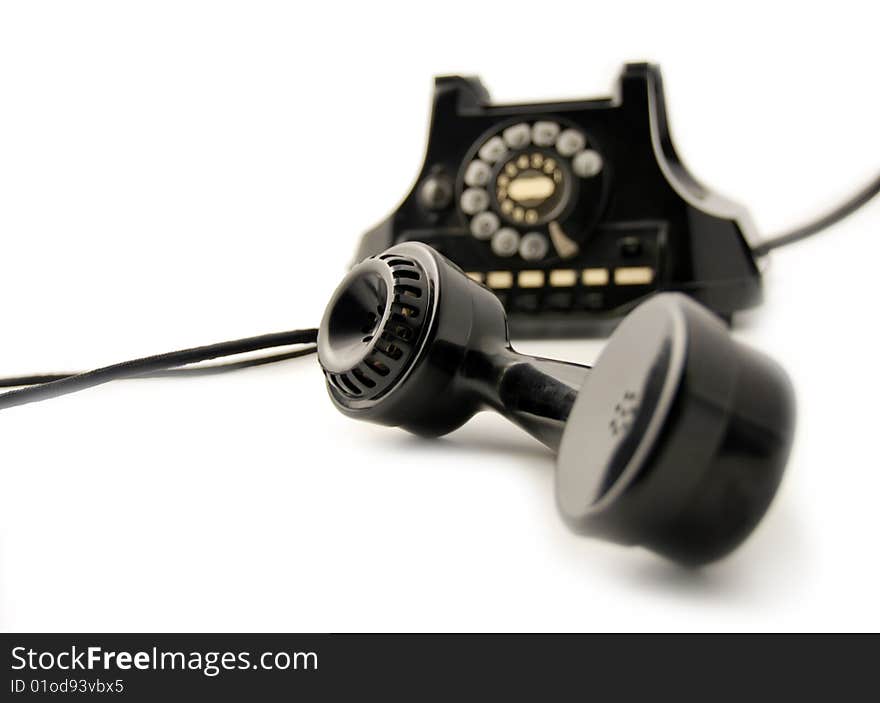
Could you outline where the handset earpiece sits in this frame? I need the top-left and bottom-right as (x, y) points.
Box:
(318, 243), (796, 565)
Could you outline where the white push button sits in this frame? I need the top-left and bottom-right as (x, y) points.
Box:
(614, 266), (654, 285)
(478, 136), (508, 164)
(583, 268), (609, 286)
(491, 227), (521, 257)
(502, 123), (531, 149)
(532, 121), (560, 147)
(518, 270), (545, 288)
(556, 128), (587, 157)
(464, 160), (492, 187)
(519, 232), (549, 261)
(549, 269), (578, 287)
(460, 187), (490, 215)
(470, 211), (500, 240)
(486, 271), (514, 289)
(573, 149), (603, 178)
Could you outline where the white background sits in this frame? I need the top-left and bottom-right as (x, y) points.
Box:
(1, 1), (878, 632)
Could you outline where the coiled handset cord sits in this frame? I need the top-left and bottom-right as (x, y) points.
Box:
(0, 328), (317, 411)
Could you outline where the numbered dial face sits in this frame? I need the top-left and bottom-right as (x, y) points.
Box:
(496, 151), (569, 226)
(458, 121), (605, 263)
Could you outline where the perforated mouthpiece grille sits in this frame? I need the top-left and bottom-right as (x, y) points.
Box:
(320, 253), (430, 402)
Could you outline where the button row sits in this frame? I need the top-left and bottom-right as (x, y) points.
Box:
(468, 266), (655, 290)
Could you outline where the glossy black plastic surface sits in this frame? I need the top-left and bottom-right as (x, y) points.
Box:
(319, 242), (589, 447)
(319, 243), (794, 564)
(557, 294), (796, 564)
(354, 63), (762, 337)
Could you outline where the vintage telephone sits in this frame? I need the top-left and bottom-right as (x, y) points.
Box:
(354, 63), (879, 335)
(3, 64), (878, 564)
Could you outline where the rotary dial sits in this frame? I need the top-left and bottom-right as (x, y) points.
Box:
(459, 121), (604, 262)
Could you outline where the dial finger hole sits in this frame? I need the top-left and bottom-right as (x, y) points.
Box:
(470, 211), (500, 240)
(478, 136), (508, 164)
(520, 232), (549, 261)
(464, 160), (492, 187)
(491, 228), (521, 257)
(573, 149), (604, 178)
(556, 128), (587, 157)
(532, 121), (560, 147)
(502, 123), (531, 149)
(460, 187), (490, 215)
